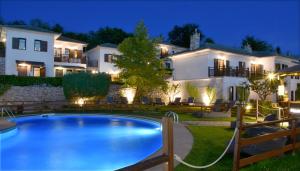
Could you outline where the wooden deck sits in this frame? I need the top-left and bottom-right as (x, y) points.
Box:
(0, 119), (16, 132)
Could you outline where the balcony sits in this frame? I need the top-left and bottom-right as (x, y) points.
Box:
(208, 67), (250, 77)
(54, 54), (86, 64)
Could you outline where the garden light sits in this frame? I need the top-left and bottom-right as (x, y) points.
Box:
(76, 98), (85, 107)
(267, 73), (276, 80)
(121, 88), (136, 104)
(245, 104), (252, 110)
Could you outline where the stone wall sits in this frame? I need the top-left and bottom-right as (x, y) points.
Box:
(0, 85), (66, 102)
(0, 84), (167, 104)
(0, 57), (5, 75)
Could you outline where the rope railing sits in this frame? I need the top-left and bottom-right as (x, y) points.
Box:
(174, 128), (238, 169)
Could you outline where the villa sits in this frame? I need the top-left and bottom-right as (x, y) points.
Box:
(0, 25), (87, 77)
(1, 25), (300, 103)
(170, 30), (300, 103)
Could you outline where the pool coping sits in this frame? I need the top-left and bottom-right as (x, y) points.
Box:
(3, 113), (194, 170)
(0, 119), (17, 133)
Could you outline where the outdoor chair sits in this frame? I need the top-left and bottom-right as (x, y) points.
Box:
(141, 96), (151, 105)
(154, 98), (164, 105)
(182, 97), (195, 105)
(212, 99), (224, 112)
(120, 97), (128, 104)
(106, 96), (114, 104)
(169, 97), (181, 105)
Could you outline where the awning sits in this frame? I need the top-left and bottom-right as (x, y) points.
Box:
(16, 60), (45, 67)
(54, 65), (86, 69)
(277, 65), (300, 76)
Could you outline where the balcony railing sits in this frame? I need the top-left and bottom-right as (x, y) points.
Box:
(208, 67), (250, 77)
(208, 67), (267, 79)
(54, 55), (86, 64)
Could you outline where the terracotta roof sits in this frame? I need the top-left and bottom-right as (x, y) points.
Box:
(57, 36), (87, 44)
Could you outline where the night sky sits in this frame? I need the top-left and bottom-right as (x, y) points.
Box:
(1, 0), (300, 54)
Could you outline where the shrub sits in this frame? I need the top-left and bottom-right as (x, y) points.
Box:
(185, 82), (199, 98)
(62, 72), (110, 100)
(0, 84), (11, 96)
(0, 75), (62, 86)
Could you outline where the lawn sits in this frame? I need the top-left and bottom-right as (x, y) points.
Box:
(175, 126), (300, 171)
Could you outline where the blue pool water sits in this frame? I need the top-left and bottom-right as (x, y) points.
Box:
(0, 114), (162, 171)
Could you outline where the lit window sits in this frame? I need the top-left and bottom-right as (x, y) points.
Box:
(34, 40), (41, 51)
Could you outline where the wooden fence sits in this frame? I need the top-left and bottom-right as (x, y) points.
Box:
(117, 117), (174, 171)
(233, 106), (300, 171)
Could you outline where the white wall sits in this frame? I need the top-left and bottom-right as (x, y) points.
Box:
(172, 51), (210, 80)
(4, 27), (57, 77)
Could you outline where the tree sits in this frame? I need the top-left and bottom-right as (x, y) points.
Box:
(168, 23), (204, 48)
(167, 83), (181, 102)
(63, 32), (90, 44)
(115, 21), (167, 102)
(52, 24), (64, 33)
(185, 82), (199, 98)
(7, 20), (26, 25)
(88, 27), (132, 49)
(241, 35), (273, 52)
(275, 46), (281, 54)
(248, 77), (280, 101)
(29, 19), (51, 30)
(204, 37), (215, 44)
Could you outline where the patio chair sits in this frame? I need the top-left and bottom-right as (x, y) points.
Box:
(120, 97), (128, 104)
(183, 97), (195, 105)
(212, 99), (224, 112)
(154, 98), (164, 105)
(106, 96), (114, 104)
(141, 96), (151, 105)
(169, 97), (181, 105)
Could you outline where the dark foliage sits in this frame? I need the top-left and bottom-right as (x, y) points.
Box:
(0, 75), (62, 86)
(62, 72), (110, 99)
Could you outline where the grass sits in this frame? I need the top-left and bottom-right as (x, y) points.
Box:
(175, 126), (300, 171)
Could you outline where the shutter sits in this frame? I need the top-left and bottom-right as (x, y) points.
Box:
(40, 67), (46, 77)
(70, 50), (75, 58)
(104, 54), (109, 62)
(12, 38), (19, 49)
(77, 50), (82, 58)
(41, 41), (47, 52)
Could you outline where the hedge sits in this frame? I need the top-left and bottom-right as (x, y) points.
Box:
(0, 75), (62, 86)
(63, 72), (110, 99)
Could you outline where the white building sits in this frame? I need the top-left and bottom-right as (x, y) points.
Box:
(86, 42), (187, 79)
(170, 31), (300, 103)
(0, 25), (87, 77)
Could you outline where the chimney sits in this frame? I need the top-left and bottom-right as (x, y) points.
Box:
(190, 29), (200, 50)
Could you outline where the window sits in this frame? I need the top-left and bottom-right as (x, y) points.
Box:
(55, 69), (64, 77)
(160, 48), (169, 58)
(291, 91), (294, 101)
(291, 76), (294, 79)
(34, 40), (48, 52)
(33, 67), (40, 77)
(12, 38), (26, 50)
(228, 86), (234, 101)
(65, 48), (70, 57)
(275, 63), (281, 71)
(34, 40), (41, 51)
(165, 62), (171, 69)
(282, 64), (288, 69)
(54, 48), (62, 57)
(104, 54), (117, 63)
(238, 61), (246, 69)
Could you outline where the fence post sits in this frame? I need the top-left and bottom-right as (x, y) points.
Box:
(291, 118), (297, 155)
(162, 117), (174, 171)
(233, 105), (244, 171)
(256, 99), (259, 122)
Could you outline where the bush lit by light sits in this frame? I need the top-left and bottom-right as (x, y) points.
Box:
(121, 88), (136, 104)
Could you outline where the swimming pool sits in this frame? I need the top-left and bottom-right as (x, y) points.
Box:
(0, 114), (162, 171)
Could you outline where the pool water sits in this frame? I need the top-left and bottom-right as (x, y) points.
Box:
(0, 115), (162, 171)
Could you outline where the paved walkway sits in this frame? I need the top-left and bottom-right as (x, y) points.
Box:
(0, 119), (16, 132)
(147, 123), (193, 171)
(182, 121), (231, 127)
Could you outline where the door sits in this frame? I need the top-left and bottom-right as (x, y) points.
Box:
(17, 65), (28, 76)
